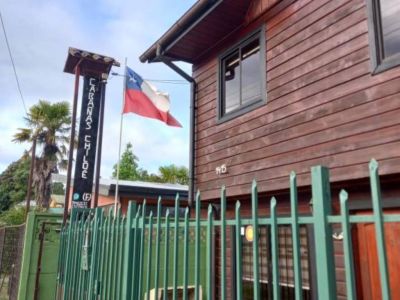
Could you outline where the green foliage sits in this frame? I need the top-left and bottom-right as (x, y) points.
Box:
(112, 143), (189, 185)
(0, 206), (26, 226)
(158, 164), (189, 185)
(51, 182), (65, 195)
(112, 142), (141, 180)
(0, 156), (31, 212)
(13, 100), (71, 208)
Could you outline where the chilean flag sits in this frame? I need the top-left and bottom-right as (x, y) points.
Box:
(123, 67), (182, 127)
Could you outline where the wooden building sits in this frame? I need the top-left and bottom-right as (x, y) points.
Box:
(140, 0), (400, 298)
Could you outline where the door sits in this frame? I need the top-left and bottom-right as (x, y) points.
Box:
(355, 210), (400, 299)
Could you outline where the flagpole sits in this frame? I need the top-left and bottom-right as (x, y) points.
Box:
(114, 57), (127, 216)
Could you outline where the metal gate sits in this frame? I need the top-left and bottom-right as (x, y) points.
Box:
(0, 224), (25, 300)
(56, 160), (400, 300)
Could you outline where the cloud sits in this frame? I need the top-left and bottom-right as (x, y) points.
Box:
(0, 0), (195, 177)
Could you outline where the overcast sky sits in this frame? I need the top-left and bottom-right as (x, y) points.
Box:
(0, 0), (195, 177)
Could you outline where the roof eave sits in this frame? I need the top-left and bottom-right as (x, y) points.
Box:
(139, 0), (219, 63)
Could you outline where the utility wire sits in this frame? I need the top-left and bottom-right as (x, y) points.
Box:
(0, 10), (27, 114)
(110, 72), (188, 84)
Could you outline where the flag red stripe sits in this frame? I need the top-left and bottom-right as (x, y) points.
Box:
(123, 89), (182, 127)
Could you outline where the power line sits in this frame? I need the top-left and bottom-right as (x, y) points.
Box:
(0, 10), (27, 114)
(110, 72), (189, 84)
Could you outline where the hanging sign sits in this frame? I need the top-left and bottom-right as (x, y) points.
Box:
(72, 76), (102, 208)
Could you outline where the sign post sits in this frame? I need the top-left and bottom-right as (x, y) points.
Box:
(63, 48), (119, 218)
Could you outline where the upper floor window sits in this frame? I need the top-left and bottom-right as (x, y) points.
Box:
(367, 0), (400, 73)
(218, 30), (266, 121)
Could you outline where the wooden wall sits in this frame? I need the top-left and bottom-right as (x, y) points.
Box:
(192, 0), (400, 201)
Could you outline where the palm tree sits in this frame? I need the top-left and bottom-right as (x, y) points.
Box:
(159, 165), (189, 185)
(13, 100), (71, 208)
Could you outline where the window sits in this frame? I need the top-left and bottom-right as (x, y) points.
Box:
(218, 29), (266, 120)
(367, 0), (400, 73)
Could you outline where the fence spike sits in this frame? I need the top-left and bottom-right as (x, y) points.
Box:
(220, 185), (226, 300)
(173, 194), (180, 300)
(163, 209), (171, 300)
(340, 189), (356, 300)
(194, 190), (201, 300)
(290, 171), (303, 300)
(122, 202), (137, 300)
(138, 200), (147, 299)
(145, 211), (154, 300)
(154, 197), (162, 300)
(207, 204), (213, 300)
(369, 159), (390, 300)
(235, 201), (243, 299)
(251, 180), (260, 300)
(271, 197), (280, 300)
(183, 207), (189, 300)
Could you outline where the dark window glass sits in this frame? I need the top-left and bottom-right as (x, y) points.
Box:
(241, 39), (262, 105)
(380, 0), (400, 58)
(223, 51), (240, 114)
(220, 33), (264, 118)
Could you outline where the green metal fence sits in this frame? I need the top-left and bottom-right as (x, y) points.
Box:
(56, 160), (400, 299)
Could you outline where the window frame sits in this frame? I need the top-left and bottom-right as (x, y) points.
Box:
(217, 26), (266, 123)
(367, 0), (400, 74)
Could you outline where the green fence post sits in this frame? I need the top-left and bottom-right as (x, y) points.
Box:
(97, 214), (107, 297)
(251, 180), (260, 300)
(154, 198), (162, 300)
(62, 219), (73, 299)
(207, 204), (213, 300)
(163, 210), (171, 300)
(220, 186), (226, 300)
(94, 209), (105, 299)
(138, 201), (147, 299)
(270, 197), (280, 300)
(311, 166), (337, 299)
(131, 206), (142, 298)
(369, 159), (390, 300)
(235, 201), (243, 300)
(106, 209), (115, 300)
(183, 207), (189, 300)
(173, 194), (180, 300)
(110, 209), (121, 299)
(88, 208), (101, 300)
(98, 212), (108, 298)
(146, 211), (154, 300)
(55, 227), (65, 298)
(194, 191), (201, 300)
(290, 172), (303, 300)
(117, 216), (126, 300)
(122, 202), (137, 300)
(340, 190), (356, 300)
(101, 210), (112, 299)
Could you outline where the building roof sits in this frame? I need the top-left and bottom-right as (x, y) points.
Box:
(64, 47), (120, 77)
(52, 174), (188, 199)
(139, 0), (253, 64)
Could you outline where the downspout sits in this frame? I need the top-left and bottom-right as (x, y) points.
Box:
(156, 46), (196, 207)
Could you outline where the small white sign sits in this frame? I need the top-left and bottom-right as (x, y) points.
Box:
(215, 164), (228, 175)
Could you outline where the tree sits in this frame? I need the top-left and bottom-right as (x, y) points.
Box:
(51, 182), (65, 195)
(0, 156), (31, 212)
(158, 165), (189, 185)
(112, 142), (141, 180)
(112, 143), (189, 185)
(13, 100), (71, 209)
